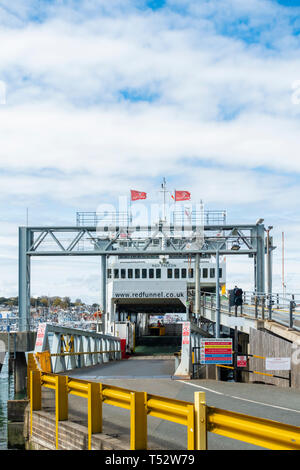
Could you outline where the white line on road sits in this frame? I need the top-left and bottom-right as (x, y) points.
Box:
(182, 381), (300, 413)
(229, 395), (300, 413)
(182, 381), (224, 395)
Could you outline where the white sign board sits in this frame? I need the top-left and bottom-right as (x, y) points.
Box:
(265, 357), (291, 371)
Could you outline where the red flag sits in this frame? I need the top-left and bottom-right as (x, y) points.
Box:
(130, 190), (147, 201)
(175, 190), (191, 201)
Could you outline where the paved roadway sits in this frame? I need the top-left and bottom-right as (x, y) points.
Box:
(53, 358), (300, 450)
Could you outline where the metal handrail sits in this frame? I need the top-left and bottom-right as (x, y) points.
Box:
(200, 290), (299, 331)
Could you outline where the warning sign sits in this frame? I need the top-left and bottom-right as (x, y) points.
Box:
(181, 322), (190, 345)
(182, 322), (190, 336)
(200, 338), (233, 365)
(35, 323), (47, 351)
(237, 356), (247, 367)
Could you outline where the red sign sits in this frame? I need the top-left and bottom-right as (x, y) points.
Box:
(182, 322), (190, 336)
(182, 322), (190, 344)
(35, 323), (46, 349)
(130, 190), (147, 201)
(237, 356), (247, 367)
(175, 190), (191, 201)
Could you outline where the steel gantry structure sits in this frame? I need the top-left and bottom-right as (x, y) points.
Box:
(18, 221), (269, 331)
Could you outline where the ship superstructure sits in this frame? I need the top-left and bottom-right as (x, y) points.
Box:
(76, 186), (227, 340)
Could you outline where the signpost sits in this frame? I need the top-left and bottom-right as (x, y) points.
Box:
(200, 338), (233, 365)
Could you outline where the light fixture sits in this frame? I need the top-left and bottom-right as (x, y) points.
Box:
(231, 242), (240, 251)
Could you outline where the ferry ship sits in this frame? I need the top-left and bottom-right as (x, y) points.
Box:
(106, 255), (226, 322)
(77, 184), (227, 352)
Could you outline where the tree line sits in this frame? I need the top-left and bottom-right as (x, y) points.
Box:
(0, 296), (98, 309)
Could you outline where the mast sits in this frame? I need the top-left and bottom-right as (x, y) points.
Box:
(160, 177), (167, 223)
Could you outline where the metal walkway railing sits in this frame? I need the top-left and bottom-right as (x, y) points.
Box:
(199, 291), (300, 332)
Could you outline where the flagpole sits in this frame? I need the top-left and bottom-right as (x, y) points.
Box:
(174, 189), (176, 226)
(129, 191), (132, 225)
(163, 177), (166, 223)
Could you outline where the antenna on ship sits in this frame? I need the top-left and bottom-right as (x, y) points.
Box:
(160, 177), (167, 224)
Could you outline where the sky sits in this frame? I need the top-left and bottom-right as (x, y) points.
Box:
(0, 0), (300, 303)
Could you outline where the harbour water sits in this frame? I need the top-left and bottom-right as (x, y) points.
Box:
(0, 353), (26, 450)
(0, 354), (14, 450)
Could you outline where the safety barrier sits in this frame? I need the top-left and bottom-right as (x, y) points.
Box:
(34, 323), (122, 373)
(28, 353), (300, 451)
(29, 368), (196, 450)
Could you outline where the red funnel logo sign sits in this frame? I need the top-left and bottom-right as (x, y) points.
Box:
(131, 190), (147, 201)
(175, 190), (191, 201)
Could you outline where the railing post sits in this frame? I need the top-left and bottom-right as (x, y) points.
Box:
(261, 296), (265, 320)
(130, 391), (147, 450)
(254, 296), (258, 319)
(55, 375), (68, 450)
(289, 301), (294, 329)
(194, 392), (207, 450)
(268, 295), (272, 321)
(88, 382), (103, 450)
(30, 370), (41, 436)
(187, 404), (195, 450)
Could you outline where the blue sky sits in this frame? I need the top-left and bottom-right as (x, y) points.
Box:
(0, 0), (300, 302)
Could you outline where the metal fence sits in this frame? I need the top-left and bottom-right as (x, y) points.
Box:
(200, 291), (300, 332)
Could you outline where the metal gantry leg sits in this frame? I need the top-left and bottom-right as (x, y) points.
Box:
(100, 255), (107, 333)
(18, 227), (32, 332)
(215, 249), (220, 338)
(256, 224), (265, 295)
(195, 253), (200, 323)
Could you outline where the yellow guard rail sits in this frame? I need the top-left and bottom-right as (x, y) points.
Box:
(28, 353), (300, 451)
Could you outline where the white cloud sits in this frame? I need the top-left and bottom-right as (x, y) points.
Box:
(0, 0), (299, 300)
